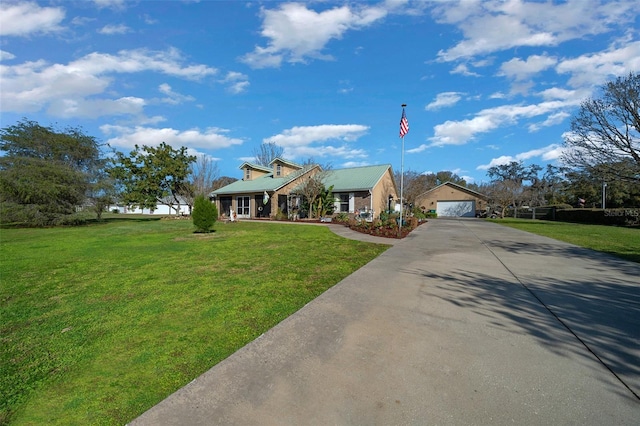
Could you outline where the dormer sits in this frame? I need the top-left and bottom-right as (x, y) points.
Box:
(269, 157), (303, 178)
(239, 162), (272, 181)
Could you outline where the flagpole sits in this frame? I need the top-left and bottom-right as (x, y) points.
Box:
(398, 104), (407, 237)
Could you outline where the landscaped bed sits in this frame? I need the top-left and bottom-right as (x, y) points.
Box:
(0, 218), (388, 425)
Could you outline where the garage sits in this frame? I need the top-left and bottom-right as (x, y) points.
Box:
(437, 200), (475, 217)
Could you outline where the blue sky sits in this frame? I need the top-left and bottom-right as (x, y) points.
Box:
(1, 0), (639, 183)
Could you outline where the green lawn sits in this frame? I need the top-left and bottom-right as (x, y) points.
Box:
(490, 218), (640, 263)
(0, 218), (389, 425)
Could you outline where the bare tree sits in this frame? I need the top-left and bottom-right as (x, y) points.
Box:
(395, 170), (434, 206)
(253, 141), (284, 166)
(562, 72), (640, 183)
(294, 163), (331, 218)
(190, 155), (220, 196)
(395, 169), (467, 206)
(181, 154), (220, 211)
(212, 176), (237, 190)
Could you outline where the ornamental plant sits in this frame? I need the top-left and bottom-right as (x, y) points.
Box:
(192, 195), (217, 232)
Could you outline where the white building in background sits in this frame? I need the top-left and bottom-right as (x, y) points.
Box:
(109, 196), (190, 215)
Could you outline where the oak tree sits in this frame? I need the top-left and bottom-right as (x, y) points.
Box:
(562, 72), (640, 183)
(110, 143), (196, 214)
(0, 119), (110, 225)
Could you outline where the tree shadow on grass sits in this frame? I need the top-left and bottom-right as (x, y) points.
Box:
(485, 237), (640, 271)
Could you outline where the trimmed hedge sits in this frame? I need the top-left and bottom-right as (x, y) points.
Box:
(556, 208), (639, 227)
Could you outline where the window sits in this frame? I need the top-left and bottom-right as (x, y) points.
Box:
(339, 194), (349, 212)
(245, 168), (251, 180)
(237, 196), (250, 217)
(276, 164), (282, 177)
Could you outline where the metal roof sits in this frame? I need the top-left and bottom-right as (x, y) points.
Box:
(211, 164), (318, 196)
(211, 164), (394, 197)
(321, 164), (392, 192)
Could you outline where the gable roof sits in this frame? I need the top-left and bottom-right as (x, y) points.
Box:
(321, 164), (394, 192)
(268, 157), (303, 169)
(418, 181), (487, 199)
(238, 162), (272, 173)
(211, 164), (319, 196)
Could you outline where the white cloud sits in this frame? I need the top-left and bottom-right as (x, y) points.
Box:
(93, 0), (127, 10)
(338, 80), (354, 94)
(341, 161), (370, 168)
(98, 24), (131, 35)
(142, 14), (158, 25)
(157, 83), (195, 104)
(48, 96), (145, 118)
(219, 71), (250, 94)
(0, 2), (65, 37)
(556, 40), (640, 88)
(0, 50), (16, 61)
(100, 125), (244, 151)
(450, 63), (480, 77)
(528, 111), (570, 132)
(434, 0), (638, 62)
(425, 92), (465, 111)
(406, 144), (428, 154)
(266, 124), (369, 159)
(241, 3), (388, 68)
(429, 99), (578, 147)
(499, 54), (557, 80)
(71, 16), (96, 26)
(477, 143), (562, 169)
(0, 48), (217, 118)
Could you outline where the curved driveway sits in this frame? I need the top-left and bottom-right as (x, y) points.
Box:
(132, 219), (639, 425)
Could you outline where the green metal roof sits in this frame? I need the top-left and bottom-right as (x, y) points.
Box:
(211, 163), (394, 196)
(238, 162), (272, 173)
(321, 164), (392, 192)
(211, 164), (317, 195)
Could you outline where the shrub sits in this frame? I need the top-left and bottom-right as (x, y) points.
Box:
(192, 195), (217, 232)
(334, 212), (350, 223)
(547, 203), (573, 210)
(411, 207), (427, 220)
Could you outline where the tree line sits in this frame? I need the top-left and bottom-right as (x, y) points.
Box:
(0, 121), (234, 226)
(1, 72), (638, 226)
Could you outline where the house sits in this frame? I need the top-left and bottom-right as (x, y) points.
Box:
(109, 195), (190, 215)
(210, 158), (398, 220)
(414, 181), (488, 217)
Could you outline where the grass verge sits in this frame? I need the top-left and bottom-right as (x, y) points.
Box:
(1, 218), (389, 425)
(489, 218), (640, 263)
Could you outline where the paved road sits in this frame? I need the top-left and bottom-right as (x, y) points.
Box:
(131, 219), (639, 425)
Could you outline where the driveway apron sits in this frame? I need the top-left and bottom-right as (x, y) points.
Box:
(131, 219), (639, 425)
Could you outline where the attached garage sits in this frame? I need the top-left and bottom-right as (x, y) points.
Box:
(436, 200), (475, 217)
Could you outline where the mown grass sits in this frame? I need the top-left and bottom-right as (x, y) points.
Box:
(489, 218), (640, 263)
(0, 218), (389, 425)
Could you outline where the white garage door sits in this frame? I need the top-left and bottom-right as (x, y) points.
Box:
(437, 201), (475, 217)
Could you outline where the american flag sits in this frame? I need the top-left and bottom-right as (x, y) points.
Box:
(399, 108), (409, 138)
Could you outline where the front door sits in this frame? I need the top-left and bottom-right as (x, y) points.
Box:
(236, 196), (250, 218)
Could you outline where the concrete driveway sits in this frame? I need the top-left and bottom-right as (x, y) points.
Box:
(131, 219), (639, 425)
